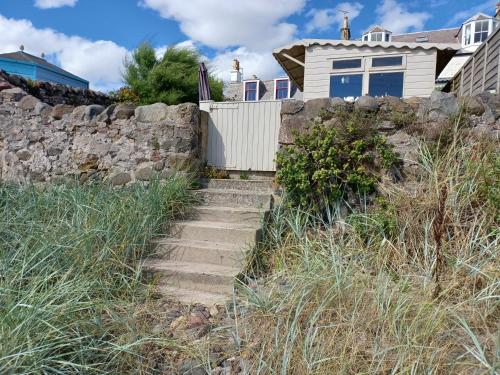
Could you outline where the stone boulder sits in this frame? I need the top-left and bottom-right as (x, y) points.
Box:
(1, 87), (27, 102)
(18, 95), (40, 111)
(135, 103), (169, 123)
(304, 98), (333, 119)
(386, 131), (420, 174)
(478, 91), (500, 123)
(378, 96), (411, 113)
(459, 96), (485, 116)
(428, 91), (458, 121)
(331, 97), (347, 109)
(165, 103), (199, 128)
(52, 104), (75, 120)
(113, 103), (136, 120)
(355, 96), (379, 112)
(85, 105), (105, 120)
(281, 100), (304, 116)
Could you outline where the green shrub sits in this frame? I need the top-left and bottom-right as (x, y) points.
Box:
(0, 175), (196, 374)
(275, 109), (400, 214)
(202, 165), (230, 179)
(123, 43), (224, 105)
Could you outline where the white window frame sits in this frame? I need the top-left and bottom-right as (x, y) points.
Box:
(330, 57), (365, 72)
(462, 19), (495, 47)
(362, 32), (392, 42)
(273, 78), (291, 100)
(243, 80), (260, 102)
(370, 55), (407, 72)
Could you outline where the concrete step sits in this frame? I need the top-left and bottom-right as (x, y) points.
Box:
(144, 260), (239, 294)
(153, 238), (246, 267)
(171, 220), (261, 245)
(199, 178), (274, 192)
(196, 188), (272, 209)
(189, 205), (267, 224)
(157, 286), (228, 306)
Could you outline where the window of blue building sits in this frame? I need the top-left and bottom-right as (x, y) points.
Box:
(330, 74), (363, 98)
(369, 72), (404, 97)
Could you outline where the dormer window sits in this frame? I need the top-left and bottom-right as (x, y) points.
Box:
(461, 15), (499, 48)
(244, 80), (259, 101)
(474, 20), (489, 43)
(362, 27), (392, 43)
(274, 79), (290, 100)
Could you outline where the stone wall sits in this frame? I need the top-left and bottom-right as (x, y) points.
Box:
(279, 92), (499, 174)
(0, 88), (201, 185)
(0, 70), (111, 107)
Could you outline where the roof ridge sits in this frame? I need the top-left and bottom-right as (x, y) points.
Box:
(392, 27), (460, 36)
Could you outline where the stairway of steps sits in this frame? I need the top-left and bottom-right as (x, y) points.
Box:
(144, 178), (273, 305)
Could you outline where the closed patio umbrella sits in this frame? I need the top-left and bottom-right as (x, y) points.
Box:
(198, 62), (211, 102)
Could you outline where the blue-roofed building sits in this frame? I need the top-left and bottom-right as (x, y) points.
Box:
(0, 48), (89, 89)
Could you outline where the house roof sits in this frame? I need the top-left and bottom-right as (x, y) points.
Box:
(365, 25), (391, 33)
(464, 12), (493, 23)
(273, 39), (462, 90)
(436, 54), (472, 81)
(392, 28), (460, 44)
(0, 51), (88, 84)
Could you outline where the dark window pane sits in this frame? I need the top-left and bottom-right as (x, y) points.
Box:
(276, 80), (289, 99)
(332, 59), (362, 69)
(330, 74), (363, 98)
(245, 82), (258, 101)
(385, 33), (390, 42)
(372, 56), (403, 67)
(369, 72), (404, 97)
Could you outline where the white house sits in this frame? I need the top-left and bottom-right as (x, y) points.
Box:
(273, 4), (500, 100)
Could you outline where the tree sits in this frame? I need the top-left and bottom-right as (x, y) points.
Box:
(123, 43), (224, 105)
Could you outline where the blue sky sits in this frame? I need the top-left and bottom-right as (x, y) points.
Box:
(0, 0), (495, 91)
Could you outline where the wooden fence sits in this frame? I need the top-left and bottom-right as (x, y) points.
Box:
(451, 26), (500, 96)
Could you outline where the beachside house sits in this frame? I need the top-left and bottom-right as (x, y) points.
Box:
(273, 5), (500, 100)
(0, 47), (89, 89)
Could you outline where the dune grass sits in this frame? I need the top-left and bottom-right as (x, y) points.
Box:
(0, 175), (196, 374)
(238, 126), (499, 374)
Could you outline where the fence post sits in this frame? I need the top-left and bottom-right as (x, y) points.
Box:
(482, 42), (489, 91)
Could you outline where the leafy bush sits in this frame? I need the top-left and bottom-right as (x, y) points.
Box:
(123, 43), (224, 105)
(0, 175), (196, 374)
(109, 86), (141, 104)
(276, 109), (400, 214)
(241, 124), (499, 374)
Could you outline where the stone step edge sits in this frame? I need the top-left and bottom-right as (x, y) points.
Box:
(172, 220), (261, 230)
(143, 260), (240, 277)
(151, 238), (244, 252)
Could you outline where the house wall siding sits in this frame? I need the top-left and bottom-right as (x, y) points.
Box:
(303, 44), (437, 101)
(36, 66), (89, 89)
(0, 59), (36, 80)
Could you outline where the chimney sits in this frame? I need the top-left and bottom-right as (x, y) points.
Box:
(341, 15), (351, 40)
(230, 59), (242, 83)
(496, 3), (500, 19)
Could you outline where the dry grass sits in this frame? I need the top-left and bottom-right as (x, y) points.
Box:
(236, 125), (499, 374)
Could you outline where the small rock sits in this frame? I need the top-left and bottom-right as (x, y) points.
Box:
(355, 96), (379, 112)
(376, 120), (396, 131)
(16, 149), (32, 161)
(110, 172), (132, 186)
(135, 103), (169, 123)
(113, 103), (136, 120)
(428, 91), (458, 121)
(35, 102), (52, 116)
(178, 359), (207, 375)
(52, 104), (75, 120)
(209, 305), (219, 318)
(46, 146), (63, 156)
(18, 95), (40, 111)
(1, 87), (27, 102)
(188, 311), (208, 328)
(135, 166), (154, 181)
(170, 315), (187, 331)
(0, 80), (14, 91)
(460, 96), (485, 116)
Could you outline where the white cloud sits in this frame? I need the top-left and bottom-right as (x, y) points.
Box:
(140, 0), (306, 52)
(0, 14), (128, 91)
(447, 0), (496, 26)
(34, 0), (77, 9)
(210, 48), (283, 82)
(306, 3), (363, 33)
(374, 0), (431, 34)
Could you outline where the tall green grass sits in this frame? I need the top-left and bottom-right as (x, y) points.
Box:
(0, 175), (196, 374)
(238, 126), (499, 374)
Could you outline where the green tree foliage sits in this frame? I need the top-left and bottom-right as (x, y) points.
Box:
(123, 43), (224, 105)
(276, 109), (400, 214)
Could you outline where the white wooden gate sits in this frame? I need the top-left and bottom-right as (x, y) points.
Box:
(200, 100), (282, 172)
